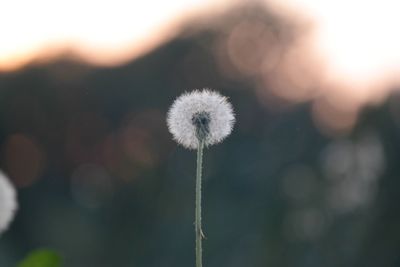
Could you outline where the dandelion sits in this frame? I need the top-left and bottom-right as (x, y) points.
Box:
(167, 89), (235, 149)
(167, 89), (235, 267)
(0, 171), (18, 235)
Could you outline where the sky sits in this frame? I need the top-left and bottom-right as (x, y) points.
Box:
(0, 0), (232, 70)
(278, 0), (400, 100)
(0, 0), (399, 109)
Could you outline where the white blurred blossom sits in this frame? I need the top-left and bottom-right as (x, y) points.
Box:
(0, 171), (17, 234)
(167, 89), (235, 149)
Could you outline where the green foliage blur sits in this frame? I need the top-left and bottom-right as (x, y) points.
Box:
(17, 249), (61, 267)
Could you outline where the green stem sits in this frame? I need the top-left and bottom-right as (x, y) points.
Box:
(195, 138), (205, 267)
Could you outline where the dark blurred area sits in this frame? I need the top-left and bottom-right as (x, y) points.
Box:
(0, 3), (400, 267)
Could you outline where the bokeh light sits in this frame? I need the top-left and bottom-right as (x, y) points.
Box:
(3, 134), (45, 187)
(321, 132), (385, 213)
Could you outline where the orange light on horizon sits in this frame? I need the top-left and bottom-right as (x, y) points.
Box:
(269, 0), (400, 102)
(1, 0), (399, 112)
(0, 0), (234, 71)
(258, 0), (400, 135)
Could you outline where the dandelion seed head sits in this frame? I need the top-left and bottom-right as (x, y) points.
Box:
(167, 89), (235, 149)
(0, 171), (17, 234)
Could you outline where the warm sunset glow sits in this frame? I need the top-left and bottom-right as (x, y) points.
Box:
(0, 0), (232, 71)
(270, 0), (400, 101)
(1, 0), (399, 108)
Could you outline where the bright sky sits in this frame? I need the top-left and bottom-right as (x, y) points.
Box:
(0, 0), (231, 70)
(275, 0), (400, 101)
(0, 0), (399, 104)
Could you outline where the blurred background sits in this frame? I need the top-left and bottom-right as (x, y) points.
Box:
(0, 0), (400, 266)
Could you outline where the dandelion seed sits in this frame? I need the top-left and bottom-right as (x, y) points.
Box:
(167, 89), (235, 267)
(167, 89), (235, 149)
(0, 171), (17, 234)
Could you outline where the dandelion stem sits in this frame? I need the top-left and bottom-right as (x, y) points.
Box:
(195, 138), (205, 267)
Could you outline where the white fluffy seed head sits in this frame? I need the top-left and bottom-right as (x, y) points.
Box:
(167, 89), (235, 149)
(0, 171), (17, 235)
